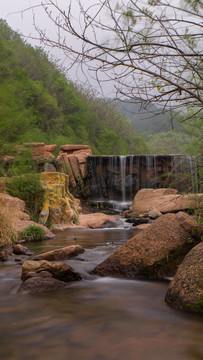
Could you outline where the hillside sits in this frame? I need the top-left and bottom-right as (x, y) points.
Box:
(0, 20), (149, 156)
(113, 100), (201, 155)
(113, 99), (183, 135)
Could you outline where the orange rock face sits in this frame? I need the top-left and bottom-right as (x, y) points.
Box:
(56, 144), (92, 186)
(60, 144), (91, 152)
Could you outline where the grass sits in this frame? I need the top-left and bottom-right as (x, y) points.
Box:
(18, 225), (46, 242)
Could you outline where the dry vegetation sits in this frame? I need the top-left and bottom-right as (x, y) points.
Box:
(0, 200), (17, 247)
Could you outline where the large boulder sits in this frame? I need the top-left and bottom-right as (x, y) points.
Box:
(33, 245), (84, 261)
(127, 188), (203, 217)
(165, 242), (203, 313)
(95, 212), (199, 279)
(22, 260), (82, 282)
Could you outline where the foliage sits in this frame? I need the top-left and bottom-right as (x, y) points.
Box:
(147, 131), (194, 154)
(18, 225), (46, 242)
(6, 172), (44, 221)
(0, 19), (149, 156)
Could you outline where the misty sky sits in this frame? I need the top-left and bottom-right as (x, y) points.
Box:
(0, 0), (112, 95)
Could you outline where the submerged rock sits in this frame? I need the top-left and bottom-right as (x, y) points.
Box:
(22, 260), (82, 282)
(0, 246), (13, 261)
(165, 242), (203, 313)
(95, 212), (199, 280)
(13, 244), (32, 256)
(32, 245), (84, 261)
(18, 276), (68, 295)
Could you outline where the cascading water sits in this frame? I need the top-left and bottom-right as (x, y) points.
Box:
(86, 154), (200, 211)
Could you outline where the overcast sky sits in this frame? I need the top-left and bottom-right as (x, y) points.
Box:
(0, 0), (112, 95)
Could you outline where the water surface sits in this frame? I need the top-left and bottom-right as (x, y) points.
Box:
(0, 228), (202, 360)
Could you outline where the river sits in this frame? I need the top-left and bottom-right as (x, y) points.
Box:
(0, 228), (202, 360)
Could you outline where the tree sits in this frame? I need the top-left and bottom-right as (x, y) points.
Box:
(26, 0), (203, 118)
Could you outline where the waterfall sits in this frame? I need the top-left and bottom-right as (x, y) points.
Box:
(86, 154), (200, 211)
(120, 156), (126, 202)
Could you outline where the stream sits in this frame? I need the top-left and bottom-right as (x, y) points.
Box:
(0, 227), (202, 360)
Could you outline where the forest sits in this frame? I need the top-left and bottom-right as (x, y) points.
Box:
(0, 19), (150, 156)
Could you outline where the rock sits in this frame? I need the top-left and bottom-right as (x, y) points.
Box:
(44, 163), (56, 172)
(40, 172), (80, 225)
(33, 245), (84, 261)
(24, 270), (53, 280)
(60, 144), (91, 152)
(132, 224), (151, 232)
(128, 188), (203, 216)
(0, 246), (14, 261)
(0, 250), (8, 262)
(62, 213), (119, 229)
(13, 244), (32, 256)
(0, 193), (55, 240)
(94, 212), (199, 279)
(165, 242), (203, 313)
(126, 217), (150, 225)
(56, 144), (92, 185)
(18, 276), (68, 295)
(148, 207), (162, 219)
(56, 153), (76, 186)
(38, 209), (49, 225)
(67, 155), (81, 179)
(22, 260), (82, 282)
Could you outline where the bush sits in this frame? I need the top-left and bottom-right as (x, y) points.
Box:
(19, 225), (46, 242)
(6, 173), (45, 221)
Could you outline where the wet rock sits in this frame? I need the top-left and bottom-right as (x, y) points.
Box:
(13, 244), (32, 256)
(0, 250), (8, 262)
(22, 260), (82, 282)
(32, 245), (84, 261)
(95, 212), (199, 280)
(18, 276), (68, 295)
(165, 242), (203, 313)
(126, 217), (150, 225)
(0, 246), (13, 262)
(24, 270), (53, 280)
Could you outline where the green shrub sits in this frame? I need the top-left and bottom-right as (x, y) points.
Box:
(19, 225), (46, 242)
(6, 173), (44, 221)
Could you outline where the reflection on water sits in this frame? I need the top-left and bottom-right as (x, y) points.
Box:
(0, 229), (202, 360)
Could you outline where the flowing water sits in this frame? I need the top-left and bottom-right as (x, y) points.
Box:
(86, 155), (200, 212)
(0, 228), (202, 360)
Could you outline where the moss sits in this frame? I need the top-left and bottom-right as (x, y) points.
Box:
(186, 297), (203, 312)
